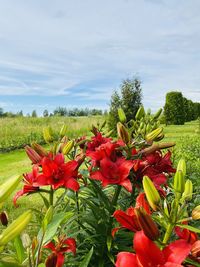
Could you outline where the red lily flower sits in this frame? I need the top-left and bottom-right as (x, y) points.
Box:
(112, 194), (150, 236)
(86, 132), (111, 152)
(44, 236), (76, 267)
(36, 153), (80, 191)
(13, 166), (39, 206)
(90, 157), (133, 191)
(175, 224), (198, 244)
(116, 231), (191, 267)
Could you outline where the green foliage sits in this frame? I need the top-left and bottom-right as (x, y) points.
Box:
(164, 91), (185, 125)
(108, 77), (142, 131)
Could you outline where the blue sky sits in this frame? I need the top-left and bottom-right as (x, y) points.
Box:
(0, 0), (200, 115)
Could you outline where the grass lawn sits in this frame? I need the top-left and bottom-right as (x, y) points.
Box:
(0, 120), (199, 222)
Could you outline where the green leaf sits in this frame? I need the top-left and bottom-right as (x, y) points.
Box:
(38, 264), (45, 267)
(39, 193), (49, 209)
(0, 261), (22, 267)
(79, 247), (94, 267)
(13, 236), (25, 264)
(41, 212), (73, 244)
(176, 223), (200, 233)
(107, 236), (112, 252)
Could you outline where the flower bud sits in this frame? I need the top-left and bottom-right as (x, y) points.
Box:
(191, 240), (200, 258)
(135, 208), (159, 240)
(145, 127), (163, 143)
(142, 176), (161, 211)
(21, 233), (31, 249)
(25, 145), (42, 164)
(0, 210), (32, 245)
(45, 253), (58, 267)
(43, 127), (54, 143)
(59, 125), (68, 138)
(117, 122), (130, 144)
(173, 170), (185, 195)
(182, 180), (193, 201)
(0, 211), (8, 226)
(31, 142), (48, 157)
(0, 175), (22, 204)
(135, 106), (145, 120)
(152, 108), (162, 120)
(62, 140), (74, 155)
(177, 158), (186, 177)
(118, 108), (127, 123)
(192, 205), (200, 220)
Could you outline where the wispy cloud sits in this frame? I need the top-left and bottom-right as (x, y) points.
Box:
(0, 0), (199, 113)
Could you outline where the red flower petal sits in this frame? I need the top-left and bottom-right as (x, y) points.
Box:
(163, 239), (191, 264)
(65, 178), (79, 191)
(134, 231), (165, 265)
(115, 252), (138, 267)
(113, 209), (140, 232)
(56, 252), (65, 267)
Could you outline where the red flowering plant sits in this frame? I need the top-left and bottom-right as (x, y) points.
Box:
(0, 107), (200, 267)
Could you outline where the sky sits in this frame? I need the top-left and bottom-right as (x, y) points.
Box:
(0, 0), (200, 115)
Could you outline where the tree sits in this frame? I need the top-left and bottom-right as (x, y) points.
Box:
(31, 110), (37, 118)
(53, 107), (67, 116)
(164, 91), (185, 125)
(121, 78), (142, 122)
(108, 77), (142, 130)
(0, 108), (3, 117)
(43, 109), (49, 117)
(108, 90), (121, 130)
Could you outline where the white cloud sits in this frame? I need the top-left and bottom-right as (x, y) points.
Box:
(0, 0), (199, 110)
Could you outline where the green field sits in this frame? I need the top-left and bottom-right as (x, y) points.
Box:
(0, 118), (199, 221)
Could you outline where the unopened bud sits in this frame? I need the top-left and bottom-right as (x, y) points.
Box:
(0, 175), (22, 204)
(135, 208), (159, 240)
(182, 180), (193, 201)
(45, 253), (58, 267)
(31, 142), (48, 157)
(154, 132), (164, 141)
(118, 108), (126, 123)
(117, 122), (130, 144)
(142, 176), (161, 211)
(192, 205), (200, 220)
(191, 240), (200, 258)
(59, 125), (67, 138)
(135, 106), (145, 120)
(153, 108), (162, 120)
(43, 127), (54, 143)
(177, 159), (186, 177)
(25, 146), (42, 164)
(21, 233), (31, 249)
(0, 210), (32, 245)
(62, 140), (74, 155)
(145, 128), (163, 143)
(174, 170), (185, 196)
(0, 211), (8, 226)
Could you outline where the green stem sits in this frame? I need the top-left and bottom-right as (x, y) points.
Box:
(49, 187), (54, 206)
(163, 224), (174, 245)
(111, 185), (122, 211)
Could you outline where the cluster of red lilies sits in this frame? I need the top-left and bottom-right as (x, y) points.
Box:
(14, 130), (199, 266)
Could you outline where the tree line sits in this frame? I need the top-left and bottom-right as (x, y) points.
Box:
(164, 91), (200, 125)
(0, 107), (105, 118)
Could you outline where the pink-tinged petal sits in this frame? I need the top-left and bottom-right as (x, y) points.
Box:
(56, 252), (65, 267)
(113, 210), (140, 232)
(120, 179), (132, 192)
(65, 178), (79, 191)
(163, 239), (191, 264)
(134, 231), (165, 265)
(115, 252), (138, 267)
(13, 189), (24, 207)
(90, 171), (105, 181)
(44, 242), (56, 252)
